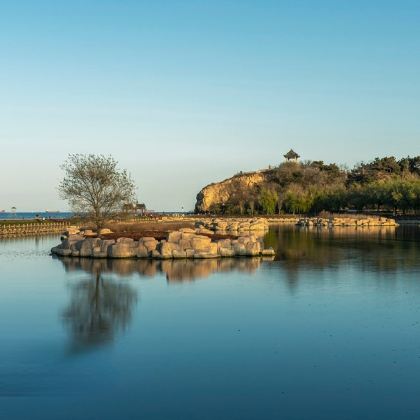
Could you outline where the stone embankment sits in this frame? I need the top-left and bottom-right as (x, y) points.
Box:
(296, 216), (398, 227)
(0, 221), (72, 237)
(51, 226), (275, 259)
(195, 217), (269, 233)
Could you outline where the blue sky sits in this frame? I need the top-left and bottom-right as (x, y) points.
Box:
(1, 0), (419, 211)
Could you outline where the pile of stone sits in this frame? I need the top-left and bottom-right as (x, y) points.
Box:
(267, 217), (299, 224)
(196, 218), (269, 233)
(51, 227), (275, 259)
(62, 226), (112, 238)
(65, 225), (81, 236)
(296, 217), (398, 227)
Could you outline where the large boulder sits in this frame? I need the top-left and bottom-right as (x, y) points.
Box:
(217, 239), (232, 250)
(180, 228), (196, 234)
(246, 242), (261, 256)
(178, 238), (192, 250)
(158, 241), (179, 259)
(262, 247), (275, 256)
(99, 228), (113, 235)
(172, 249), (187, 259)
(191, 235), (212, 251)
(219, 247), (235, 257)
(233, 243), (247, 256)
(79, 238), (100, 257)
(93, 239), (115, 258)
(143, 238), (158, 253)
(136, 244), (149, 258)
(168, 231), (182, 243)
(117, 237), (135, 244)
(108, 243), (137, 258)
(193, 242), (218, 258)
(51, 246), (72, 257)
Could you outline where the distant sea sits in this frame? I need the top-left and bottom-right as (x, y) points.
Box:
(0, 212), (72, 220)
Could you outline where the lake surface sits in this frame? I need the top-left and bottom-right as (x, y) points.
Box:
(1, 226), (420, 420)
(0, 212), (73, 220)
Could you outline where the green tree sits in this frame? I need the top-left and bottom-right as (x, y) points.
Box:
(258, 188), (278, 214)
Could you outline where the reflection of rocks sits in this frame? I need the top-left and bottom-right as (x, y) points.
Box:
(56, 255), (272, 284)
(265, 225), (420, 274)
(62, 272), (137, 352)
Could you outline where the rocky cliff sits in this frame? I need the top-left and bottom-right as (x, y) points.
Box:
(195, 170), (273, 213)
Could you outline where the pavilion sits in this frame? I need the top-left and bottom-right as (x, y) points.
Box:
(283, 149), (300, 162)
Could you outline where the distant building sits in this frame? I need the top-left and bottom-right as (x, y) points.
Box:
(283, 149), (300, 162)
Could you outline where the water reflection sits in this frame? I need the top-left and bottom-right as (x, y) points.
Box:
(57, 256), (272, 352)
(266, 225), (420, 274)
(63, 272), (137, 353)
(56, 256), (273, 283)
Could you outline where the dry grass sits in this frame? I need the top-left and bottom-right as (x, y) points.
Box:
(100, 220), (238, 241)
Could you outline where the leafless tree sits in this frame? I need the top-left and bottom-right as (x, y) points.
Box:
(59, 154), (136, 228)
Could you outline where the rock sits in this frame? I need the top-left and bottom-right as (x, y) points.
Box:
(143, 239), (158, 253)
(217, 239), (232, 249)
(51, 246), (72, 256)
(82, 229), (97, 237)
(178, 238), (192, 250)
(140, 236), (157, 242)
(194, 171), (268, 213)
(194, 252), (219, 259)
(151, 250), (161, 259)
(92, 246), (107, 258)
(262, 247), (275, 256)
(191, 236), (212, 251)
(136, 244), (149, 258)
(246, 242), (261, 256)
(51, 226), (276, 259)
(196, 227), (214, 235)
(234, 243), (248, 256)
(99, 228), (113, 235)
(180, 227), (197, 233)
(116, 237), (134, 244)
(186, 249), (195, 258)
(158, 241), (179, 259)
(219, 247), (235, 257)
(63, 226), (80, 236)
(79, 238), (100, 257)
(108, 243), (136, 258)
(168, 231), (182, 243)
(100, 239), (115, 253)
(67, 234), (84, 242)
(173, 249), (187, 259)
(181, 231), (196, 240)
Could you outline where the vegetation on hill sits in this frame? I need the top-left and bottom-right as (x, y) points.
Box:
(205, 156), (420, 215)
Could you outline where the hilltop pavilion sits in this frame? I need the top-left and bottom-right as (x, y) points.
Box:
(283, 149), (300, 162)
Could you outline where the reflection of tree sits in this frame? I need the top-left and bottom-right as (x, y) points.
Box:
(63, 272), (137, 352)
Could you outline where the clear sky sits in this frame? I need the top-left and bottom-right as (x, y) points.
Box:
(1, 0), (419, 211)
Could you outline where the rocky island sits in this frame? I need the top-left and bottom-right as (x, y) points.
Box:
(51, 218), (276, 260)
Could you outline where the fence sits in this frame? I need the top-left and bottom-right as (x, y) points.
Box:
(0, 221), (72, 237)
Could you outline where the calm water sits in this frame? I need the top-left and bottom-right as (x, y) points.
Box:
(0, 212), (73, 220)
(1, 226), (420, 420)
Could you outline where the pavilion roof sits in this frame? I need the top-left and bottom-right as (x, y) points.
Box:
(284, 149), (300, 159)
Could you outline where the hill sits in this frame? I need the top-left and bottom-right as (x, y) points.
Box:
(195, 156), (420, 215)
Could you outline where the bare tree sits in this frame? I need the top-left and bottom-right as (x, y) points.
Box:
(59, 154), (136, 228)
